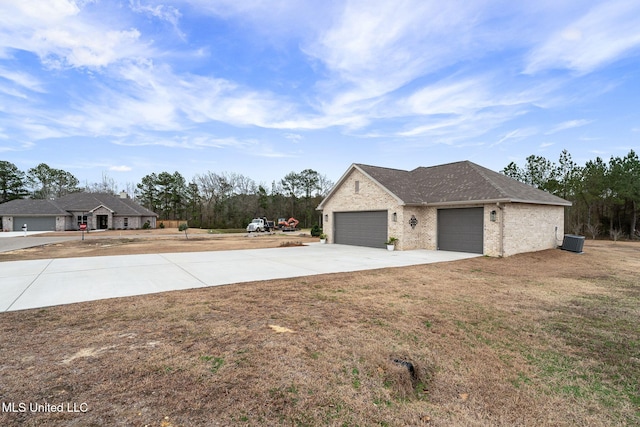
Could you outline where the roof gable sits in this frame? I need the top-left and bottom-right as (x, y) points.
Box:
(320, 161), (571, 208)
(316, 164), (404, 209)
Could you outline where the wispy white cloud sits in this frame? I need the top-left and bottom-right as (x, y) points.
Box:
(248, 144), (299, 158)
(546, 119), (591, 134)
(129, 0), (185, 40)
(492, 127), (539, 147)
(395, 107), (530, 148)
(0, 67), (46, 93)
(303, 1), (485, 114)
(36, 27), (144, 69)
(181, 0), (337, 40)
(110, 133), (297, 159)
(525, 0), (640, 74)
(402, 78), (493, 116)
(112, 135), (254, 150)
(284, 133), (302, 142)
(0, 1), (150, 70)
(0, 140), (35, 152)
(109, 165), (132, 172)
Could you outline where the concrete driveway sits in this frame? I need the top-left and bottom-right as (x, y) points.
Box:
(1, 244), (479, 312)
(0, 231), (77, 253)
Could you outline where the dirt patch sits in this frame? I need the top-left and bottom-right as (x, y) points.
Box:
(0, 240), (639, 426)
(0, 228), (318, 261)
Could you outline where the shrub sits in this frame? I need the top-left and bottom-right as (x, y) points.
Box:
(179, 223), (189, 239)
(310, 224), (323, 237)
(159, 222), (165, 229)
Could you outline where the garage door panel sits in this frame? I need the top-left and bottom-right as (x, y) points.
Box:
(437, 208), (483, 254)
(13, 217), (56, 231)
(334, 211), (387, 249)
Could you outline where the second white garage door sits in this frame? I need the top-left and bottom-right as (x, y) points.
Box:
(334, 211), (388, 249)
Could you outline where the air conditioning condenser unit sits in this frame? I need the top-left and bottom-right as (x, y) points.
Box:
(561, 235), (585, 253)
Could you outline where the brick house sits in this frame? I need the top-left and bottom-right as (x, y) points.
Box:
(317, 161), (571, 257)
(0, 192), (157, 232)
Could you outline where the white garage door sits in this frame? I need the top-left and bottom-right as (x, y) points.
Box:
(437, 208), (484, 254)
(334, 211), (388, 249)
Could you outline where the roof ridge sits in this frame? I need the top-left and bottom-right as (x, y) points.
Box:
(410, 160), (469, 173)
(356, 163), (410, 173)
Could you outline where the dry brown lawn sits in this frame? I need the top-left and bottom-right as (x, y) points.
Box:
(0, 238), (639, 426)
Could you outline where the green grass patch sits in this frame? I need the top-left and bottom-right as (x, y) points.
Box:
(206, 228), (246, 234)
(200, 355), (224, 373)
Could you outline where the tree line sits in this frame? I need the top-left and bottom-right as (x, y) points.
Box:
(5, 150), (638, 237)
(0, 162), (80, 202)
(0, 161), (333, 229)
(502, 149), (640, 239)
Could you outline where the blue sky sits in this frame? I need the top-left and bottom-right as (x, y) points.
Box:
(1, 1), (639, 189)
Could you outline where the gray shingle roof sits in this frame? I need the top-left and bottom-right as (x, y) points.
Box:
(0, 192), (158, 216)
(56, 193), (158, 216)
(320, 161), (571, 208)
(0, 198), (70, 215)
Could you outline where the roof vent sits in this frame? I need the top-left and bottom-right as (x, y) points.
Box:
(561, 234), (585, 253)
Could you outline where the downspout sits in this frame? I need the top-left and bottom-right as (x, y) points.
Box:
(497, 202), (504, 257)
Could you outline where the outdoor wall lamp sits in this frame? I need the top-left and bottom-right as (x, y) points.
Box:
(392, 212), (397, 222)
(490, 210), (497, 222)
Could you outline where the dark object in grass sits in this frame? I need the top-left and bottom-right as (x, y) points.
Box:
(279, 241), (306, 247)
(392, 358), (416, 379)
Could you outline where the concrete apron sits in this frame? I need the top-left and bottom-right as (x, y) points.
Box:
(0, 231), (52, 238)
(0, 243), (479, 312)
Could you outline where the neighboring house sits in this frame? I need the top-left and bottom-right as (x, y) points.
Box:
(0, 192), (158, 232)
(317, 161), (572, 257)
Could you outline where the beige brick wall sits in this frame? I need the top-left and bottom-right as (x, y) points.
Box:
(111, 216), (155, 229)
(401, 206), (436, 250)
(484, 205), (501, 257)
(321, 169), (400, 245)
(2, 216), (13, 231)
(502, 203), (564, 256)
(55, 216), (66, 231)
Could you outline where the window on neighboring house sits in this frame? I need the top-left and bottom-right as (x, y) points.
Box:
(124, 218), (129, 228)
(77, 215), (87, 226)
(355, 180), (360, 193)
